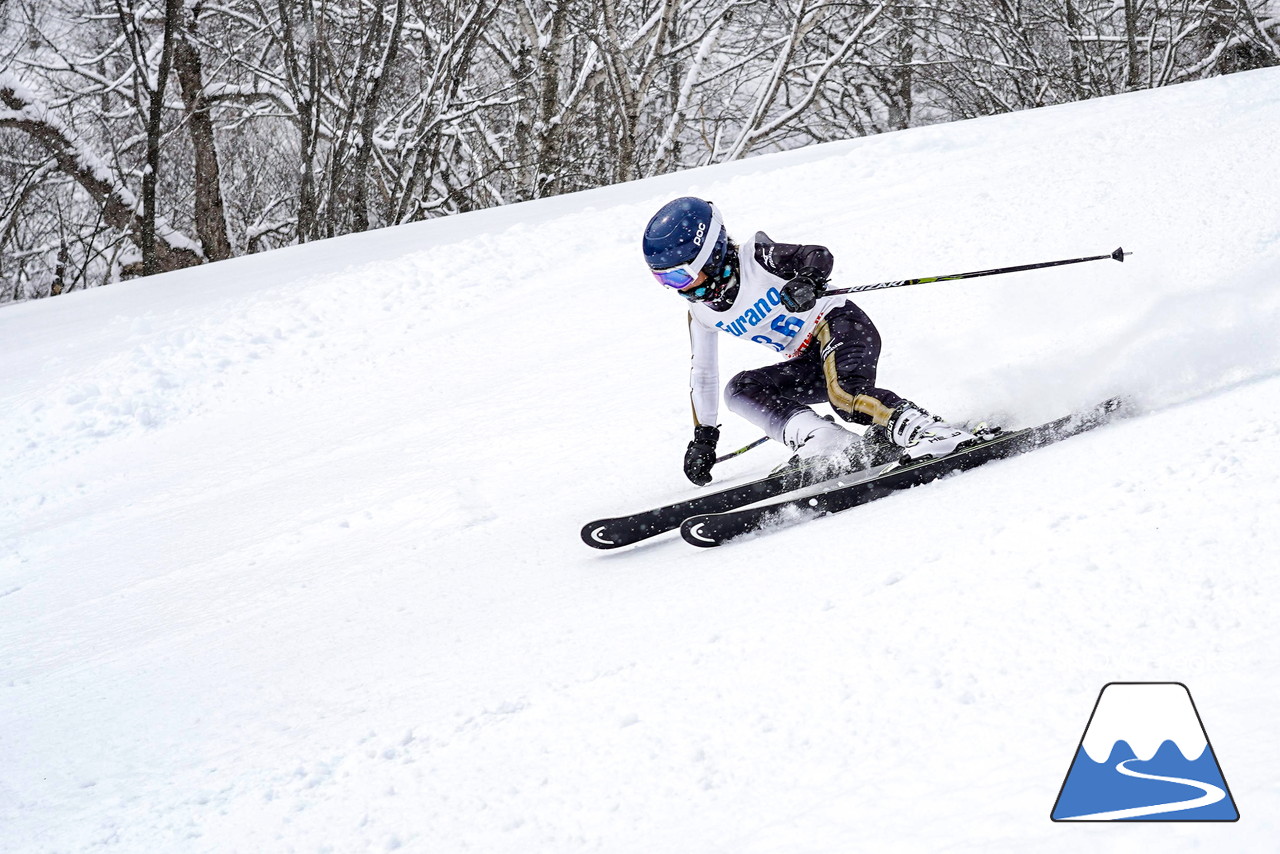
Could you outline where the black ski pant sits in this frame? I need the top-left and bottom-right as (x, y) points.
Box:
(724, 301), (905, 440)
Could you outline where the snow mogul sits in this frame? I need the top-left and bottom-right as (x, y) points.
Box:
(642, 196), (980, 486)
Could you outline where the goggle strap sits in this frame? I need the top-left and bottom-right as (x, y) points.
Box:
(689, 205), (723, 275)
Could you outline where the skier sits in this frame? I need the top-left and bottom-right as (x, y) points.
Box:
(642, 196), (981, 486)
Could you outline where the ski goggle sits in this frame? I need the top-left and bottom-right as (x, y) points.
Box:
(662, 264), (731, 302)
(651, 265), (700, 289)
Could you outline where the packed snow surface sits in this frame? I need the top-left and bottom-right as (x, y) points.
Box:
(5, 69), (1280, 851)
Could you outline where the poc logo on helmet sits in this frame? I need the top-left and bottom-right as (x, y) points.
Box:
(693, 221), (707, 246)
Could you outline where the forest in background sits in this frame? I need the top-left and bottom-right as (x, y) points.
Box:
(1, 0), (1277, 303)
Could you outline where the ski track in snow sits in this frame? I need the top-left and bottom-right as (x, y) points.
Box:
(4, 69), (1280, 852)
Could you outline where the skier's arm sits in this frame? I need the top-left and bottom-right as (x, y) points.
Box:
(756, 241), (834, 280)
(755, 240), (833, 313)
(684, 313), (721, 485)
(688, 312), (720, 426)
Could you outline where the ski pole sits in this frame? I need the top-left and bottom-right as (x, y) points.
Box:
(823, 246), (1130, 297)
(715, 435), (770, 463)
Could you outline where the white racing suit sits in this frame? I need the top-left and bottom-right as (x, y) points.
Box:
(687, 231), (907, 442)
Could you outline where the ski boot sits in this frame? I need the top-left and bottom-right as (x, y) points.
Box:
(779, 409), (868, 474)
(887, 402), (984, 463)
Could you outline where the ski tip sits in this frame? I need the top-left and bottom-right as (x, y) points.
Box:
(581, 522), (622, 549)
(1098, 395), (1131, 417)
(680, 518), (723, 548)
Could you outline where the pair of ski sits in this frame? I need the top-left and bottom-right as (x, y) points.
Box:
(582, 398), (1125, 549)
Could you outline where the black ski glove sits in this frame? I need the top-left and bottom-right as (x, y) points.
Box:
(779, 266), (829, 313)
(683, 424), (720, 486)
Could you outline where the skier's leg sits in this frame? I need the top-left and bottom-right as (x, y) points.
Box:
(723, 348), (827, 442)
(811, 301), (903, 426)
(816, 301), (980, 460)
(724, 349), (869, 465)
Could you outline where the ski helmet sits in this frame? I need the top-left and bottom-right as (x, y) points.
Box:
(642, 197), (731, 301)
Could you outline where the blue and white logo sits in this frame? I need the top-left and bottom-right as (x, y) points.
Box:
(1051, 682), (1239, 821)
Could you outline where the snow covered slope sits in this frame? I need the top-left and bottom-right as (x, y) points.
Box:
(4, 69), (1280, 852)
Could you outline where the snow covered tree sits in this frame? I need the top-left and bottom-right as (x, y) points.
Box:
(2, 0), (1277, 302)
(0, 73), (203, 284)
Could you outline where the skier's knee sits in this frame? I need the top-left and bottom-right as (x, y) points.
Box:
(724, 369), (764, 407)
